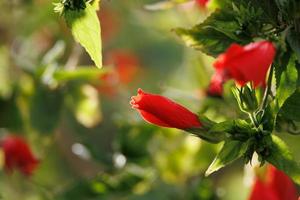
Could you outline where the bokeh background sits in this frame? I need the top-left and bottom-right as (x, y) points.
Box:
(0, 0), (299, 199)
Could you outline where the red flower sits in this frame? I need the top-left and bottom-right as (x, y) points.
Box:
(206, 69), (227, 97)
(196, 0), (209, 8)
(98, 51), (140, 97)
(248, 165), (298, 200)
(213, 41), (276, 87)
(98, 72), (119, 97)
(97, 6), (120, 44)
(1, 135), (39, 176)
(106, 50), (139, 85)
(130, 89), (202, 129)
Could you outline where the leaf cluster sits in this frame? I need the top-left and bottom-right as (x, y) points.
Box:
(175, 0), (300, 184)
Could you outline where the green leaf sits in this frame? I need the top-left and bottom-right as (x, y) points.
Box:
(287, 28), (300, 63)
(175, 0), (278, 57)
(186, 116), (227, 143)
(208, 120), (234, 133)
(276, 56), (298, 108)
(249, 0), (279, 24)
(278, 89), (300, 121)
(91, 0), (101, 10)
(65, 4), (102, 68)
(205, 140), (248, 176)
(192, 117), (254, 143)
(211, 0), (278, 23)
(266, 135), (300, 184)
(274, 50), (291, 89)
(174, 9), (250, 57)
(30, 85), (63, 133)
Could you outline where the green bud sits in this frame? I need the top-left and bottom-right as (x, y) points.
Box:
(232, 85), (258, 113)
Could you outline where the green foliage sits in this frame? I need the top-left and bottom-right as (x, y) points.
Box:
(247, 0), (279, 24)
(66, 84), (102, 128)
(64, 4), (102, 68)
(205, 140), (248, 176)
(186, 116), (227, 143)
(29, 85), (64, 133)
(275, 56), (298, 108)
(173, 0), (300, 181)
(274, 50), (291, 88)
(175, 8), (250, 57)
(58, 168), (149, 200)
(2, 0), (300, 198)
(275, 0), (300, 22)
(188, 178), (218, 200)
(232, 85), (258, 113)
(0, 94), (23, 131)
(175, 0), (280, 57)
(266, 135), (300, 184)
(287, 28), (300, 63)
(58, 180), (103, 200)
(278, 89), (300, 122)
(116, 124), (156, 162)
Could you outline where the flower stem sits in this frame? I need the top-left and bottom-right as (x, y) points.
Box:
(247, 65), (273, 128)
(249, 112), (259, 128)
(259, 64), (274, 112)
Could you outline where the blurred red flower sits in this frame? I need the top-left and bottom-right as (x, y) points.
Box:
(99, 50), (140, 96)
(98, 72), (119, 97)
(213, 41), (276, 87)
(196, 0), (209, 8)
(130, 89), (202, 129)
(206, 68), (227, 97)
(105, 50), (139, 85)
(248, 165), (298, 200)
(1, 135), (39, 176)
(97, 6), (120, 44)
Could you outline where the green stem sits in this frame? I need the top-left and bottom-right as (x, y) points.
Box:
(259, 64), (274, 112)
(247, 65), (273, 128)
(249, 112), (259, 128)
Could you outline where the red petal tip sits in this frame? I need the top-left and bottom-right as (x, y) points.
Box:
(137, 88), (144, 94)
(129, 98), (139, 108)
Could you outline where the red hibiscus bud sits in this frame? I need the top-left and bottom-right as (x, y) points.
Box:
(248, 165), (298, 200)
(196, 0), (209, 8)
(130, 89), (202, 129)
(1, 135), (39, 176)
(214, 41), (276, 87)
(207, 69), (228, 97)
